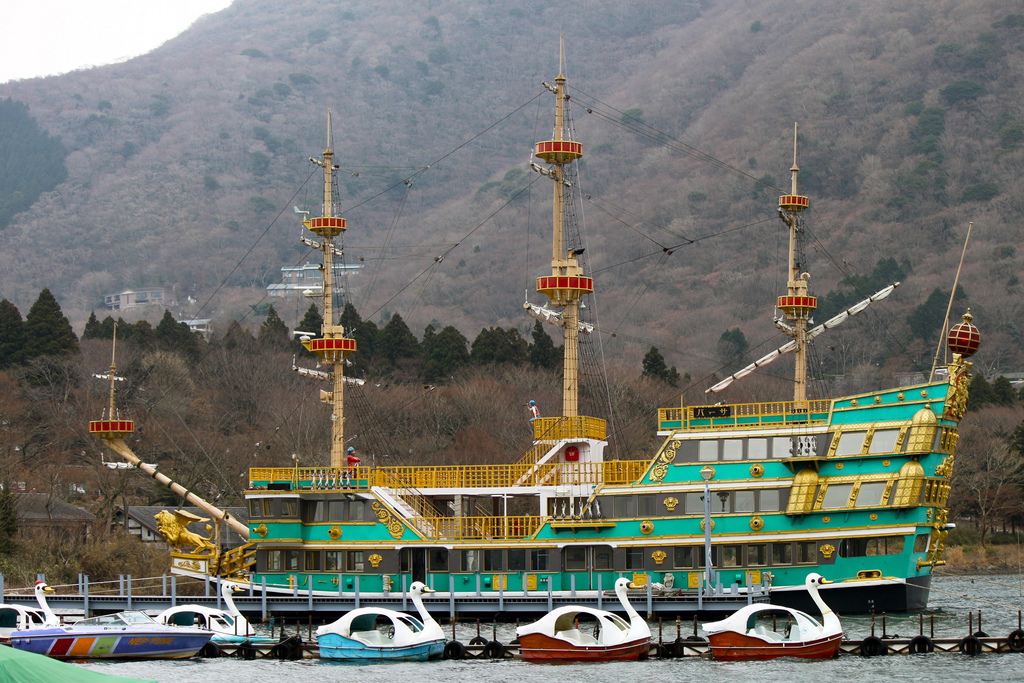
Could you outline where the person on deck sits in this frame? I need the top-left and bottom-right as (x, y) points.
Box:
(345, 446), (361, 487)
(526, 400), (540, 422)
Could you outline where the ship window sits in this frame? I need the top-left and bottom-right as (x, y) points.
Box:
(261, 499), (273, 516)
(325, 551), (342, 571)
(721, 545), (741, 567)
(305, 501), (325, 522)
(625, 547), (644, 570)
(723, 439), (743, 460)
(771, 437), (793, 459)
(347, 551), (364, 572)
(855, 481), (888, 507)
(613, 496), (635, 518)
(839, 536), (905, 557)
(285, 550), (300, 571)
(759, 489), (780, 512)
(748, 544), (767, 566)
(267, 550), (283, 571)
(508, 549), (526, 571)
(305, 551), (320, 571)
(698, 441), (718, 461)
(684, 492), (705, 514)
(594, 547), (613, 570)
(714, 491), (730, 514)
(835, 431), (865, 456)
(462, 550), (480, 572)
(637, 495), (657, 517)
(249, 500), (262, 517)
(673, 546), (695, 568)
(564, 547), (587, 570)
(349, 501), (365, 521)
(796, 541), (817, 563)
(531, 549), (550, 571)
(869, 429), (900, 454)
(328, 501), (345, 520)
(483, 549), (502, 572)
(281, 500), (297, 517)
(748, 439), (768, 460)
(734, 490), (755, 513)
(914, 534), (930, 553)
(697, 547), (713, 568)
(821, 484), (853, 509)
(772, 543), (792, 565)
(429, 548), (449, 572)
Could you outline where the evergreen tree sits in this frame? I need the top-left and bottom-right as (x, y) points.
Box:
(22, 288), (78, 360)
(642, 346), (681, 386)
(717, 328), (749, 371)
(339, 301), (362, 332)
(0, 487), (17, 554)
(257, 305), (290, 349)
(292, 303), (324, 357)
(966, 373), (995, 411)
(421, 323), (438, 359)
(472, 326), (528, 365)
(100, 316), (117, 339)
(379, 312), (419, 365)
(130, 320), (155, 347)
(82, 311), (103, 339)
(0, 299), (25, 368)
(422, 326), (470, 382)
(154, 309), (200, 361)
(223, 320), (255, 350)
(529, 321), (559, 370)
(992, 376), (1017, 406)
(907, 285), (967, 341)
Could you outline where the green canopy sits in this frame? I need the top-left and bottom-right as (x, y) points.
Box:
(0, 644), (157, 683)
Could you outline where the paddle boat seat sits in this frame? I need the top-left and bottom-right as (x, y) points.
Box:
(557, 628), (598, 645)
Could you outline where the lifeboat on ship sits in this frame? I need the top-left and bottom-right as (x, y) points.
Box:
(703, 573), (842, 660)
(516, 577), (652, 662)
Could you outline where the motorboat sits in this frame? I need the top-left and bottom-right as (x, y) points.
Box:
(516, 577), (652, 662)
(316, 581), (445, 661)
(702, 573), (842, 660)
(9, 610), (211, 659)
(0, 581), (61, 641)
(156, 580), (256, 643)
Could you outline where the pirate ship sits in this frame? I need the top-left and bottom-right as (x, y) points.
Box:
(90, 60), (976, 616)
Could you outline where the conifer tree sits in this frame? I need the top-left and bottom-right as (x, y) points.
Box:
(22, 288), (78, 359)
(642, 346), (681, 387)
(0, 487), (17, 554)
(292, 303), (324, 357)
(82, 311), (103, 339)
(529, 320), (559, 370)
(258, 305), (290, 349)
(0, 299), (25, 368)
(422, 326), (470, 382)
(380, 312), (419, 365)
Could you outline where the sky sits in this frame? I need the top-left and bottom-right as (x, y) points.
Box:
(0, 0), (235, 84)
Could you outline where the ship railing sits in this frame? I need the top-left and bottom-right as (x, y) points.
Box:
(249, 460), (648, 491)
(514, 416), (609, 468)
(658, 399), (832, 431)
(407, 515), (545, 541)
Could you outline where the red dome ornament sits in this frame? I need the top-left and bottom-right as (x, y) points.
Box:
(947, 309), (980, 358)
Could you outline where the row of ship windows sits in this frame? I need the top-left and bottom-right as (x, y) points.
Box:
(263, 536), (919, 574)
(678, 427), (946, 462)
(250, 499), (367, 522)
(593, 489), (784, 517)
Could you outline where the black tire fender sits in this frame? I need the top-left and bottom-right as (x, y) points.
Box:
(907, 635), (933, 654)
(860, 635), (886, 657)
(199, 641), (221, 658)
(1008, 629), (1024, 653)
(443, 640), (466, 660)
(959, 635), (982, 656)
(482, 640), (505, 659)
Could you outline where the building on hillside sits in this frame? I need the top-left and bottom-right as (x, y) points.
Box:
(183, 318), (213, 339)
(103, 288), (167, 311)
(114, 505), (248, 550)
(14, 494), (95, 543)
(266, 261), (361, 298)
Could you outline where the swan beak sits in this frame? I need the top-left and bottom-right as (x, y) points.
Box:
(818, 578), (832, 585)
(43, 587), (54, 593)
(421, 586), (436, 594)
(626, 582), (637, 589)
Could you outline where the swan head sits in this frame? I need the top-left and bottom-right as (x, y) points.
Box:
(409, 581), (435, 597)
(805, 573), (832, 588)
(35, 581), (53, 595)
(616, 577), (632, 592)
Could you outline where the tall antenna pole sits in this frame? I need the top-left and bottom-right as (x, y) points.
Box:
(776, 123), (815, 404)
(929, 221), (974, 382)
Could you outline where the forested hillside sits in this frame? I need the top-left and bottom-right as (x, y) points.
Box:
(0, 0), (1022, 387)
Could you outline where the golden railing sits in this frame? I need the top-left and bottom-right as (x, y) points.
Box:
(408, 515), (544, 540)
(250, 460), (647, 492)
(532, 415), (607, 442)
(658, 399), (831, 431)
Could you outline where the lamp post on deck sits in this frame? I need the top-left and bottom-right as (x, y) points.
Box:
(701, 465), (716, 597)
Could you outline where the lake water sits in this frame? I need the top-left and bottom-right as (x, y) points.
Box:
(81, 573), (1024, 683)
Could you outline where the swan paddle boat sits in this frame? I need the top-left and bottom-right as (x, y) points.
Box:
(702, 573), (842, 660)
(315, 581), (445, 661)
(516, 577), (652, 662)
(156, 581), (257, 643)
(0, 581), (61, 641)
(10, 610), (211, 660)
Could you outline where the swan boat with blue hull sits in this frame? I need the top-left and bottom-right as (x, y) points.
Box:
(9, 611), (212, 660)
(91, 61), (977, 618)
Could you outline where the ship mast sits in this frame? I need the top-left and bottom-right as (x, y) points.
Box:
(776, 123), (814, 404)
(301, 111), (357, 468)
(532, 38), (592, 417)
